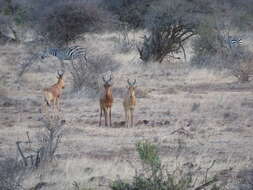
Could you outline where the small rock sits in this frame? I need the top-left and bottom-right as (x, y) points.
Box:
(89, 176), (111, 186)
(61, 120), (66, 125)
(191, 103), (200, 112)
(156, 121), (163, 126)
(3, 102), (12, 107)
(164, 120), (170, 125)
(84, 167), (93, 175)
(143, 120), (149, 125)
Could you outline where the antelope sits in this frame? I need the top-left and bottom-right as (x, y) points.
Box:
(123, 79), (137, 127)
(43, 71), (65, 113)
(99, 74), (113, 127)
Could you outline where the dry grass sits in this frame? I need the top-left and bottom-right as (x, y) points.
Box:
(1, 32), (253, 189)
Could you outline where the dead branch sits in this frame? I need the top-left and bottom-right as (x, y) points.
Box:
(204, 160), (216, 183)
(29, 182), (47, 190)
(18, 54), (40, 77)
(16, 141), (28, 167)
(138, 25), (195, 63)
(194, 178), (218, 190)
(72, 181), (80, 190)
(26, 131), (32, 150)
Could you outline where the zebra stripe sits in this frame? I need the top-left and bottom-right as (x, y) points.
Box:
(41, 46), (87, 62)
(227, 36), (242, 48)
(68, 46), (86, 59)
(230, 39), (242, 44)
(49, 48), (58, 56)
(68, 46), (81, 57)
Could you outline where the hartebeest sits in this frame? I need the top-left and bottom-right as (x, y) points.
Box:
(99, 74), (113, 127)
(123, 79), (137, 127)
(43, 71), (65, 113)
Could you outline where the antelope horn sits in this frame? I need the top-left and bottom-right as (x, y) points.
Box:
(57, 70), (64, 77)
(133, 79), (136, 85)
(108, 74), (112, 82)
(102, 76), (106, 83)
(127, 79), (131, 86)
(60, 70), (64, 75)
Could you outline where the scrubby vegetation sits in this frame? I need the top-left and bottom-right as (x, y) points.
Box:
(0, 158), (25, 190)
(1, 0), (253, 83)
(0, 115), (65, 190)
(1, 0), (253, 189)
(33, 1), (114, 46)
(191, 14), (253, 82)
(71, 53), (118, 91)
(111, 141), (222, 190)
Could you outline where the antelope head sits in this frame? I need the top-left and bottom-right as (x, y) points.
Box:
(102, 74), (113, 94)
(127, 79), (136, 98)
(57, 70), (65, 89)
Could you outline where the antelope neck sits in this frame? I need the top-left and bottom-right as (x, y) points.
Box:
(128, 89), (134, 97)
(56, 81), (63, 89)
(105, 92), (112, 99)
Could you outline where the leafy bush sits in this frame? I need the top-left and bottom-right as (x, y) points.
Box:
(191, 15), (253, 82)
(231, 48), (253, 82)
(228, 0), (253, 31)
(111, 141), (222, 190)
(191, 15), (230, 68)
(136, 141), (160, 168)
(35, 1), (113, 46)
(114, 23), (137, 53)
(103, 0), (155, 29)
(0, 0), (30, 42)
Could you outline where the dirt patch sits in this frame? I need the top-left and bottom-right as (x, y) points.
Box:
(175, 82), (253, 93)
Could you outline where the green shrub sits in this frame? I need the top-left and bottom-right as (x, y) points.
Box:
(111, 141), (222, 190)
(136, 140), (160, 170)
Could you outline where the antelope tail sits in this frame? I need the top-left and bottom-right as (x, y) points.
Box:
(45, 98), (50, 107)
(43, 89), (51, 107)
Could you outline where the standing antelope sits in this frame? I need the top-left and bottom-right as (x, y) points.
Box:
(43, 71), (65, 113)
(123, 79), (137, 127)
(99, 74), (113, 127)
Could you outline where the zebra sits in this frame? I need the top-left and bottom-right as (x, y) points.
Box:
(40, 46), (87, 70)
(227, 36), (242, 48)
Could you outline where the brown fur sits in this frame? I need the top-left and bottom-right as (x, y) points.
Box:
(123, 86), (136, 127)
(43, 75), (65, 113)
(99, 83), (113, 127)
